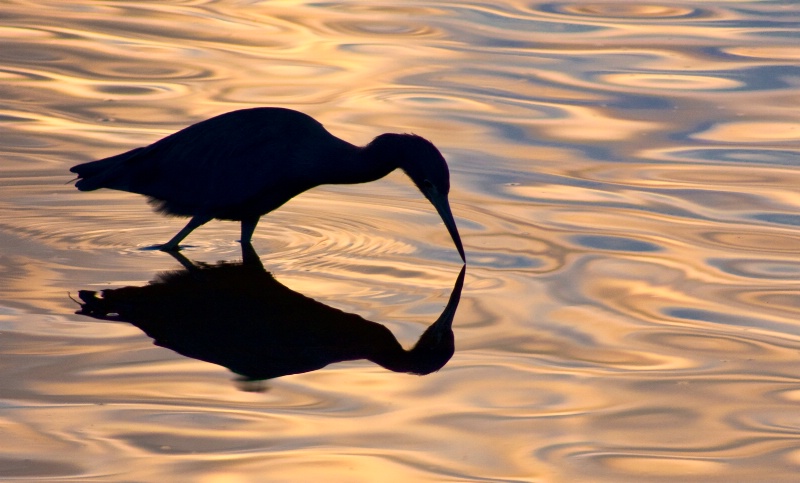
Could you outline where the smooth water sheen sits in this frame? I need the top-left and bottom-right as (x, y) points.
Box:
(2, 1), (799, 481)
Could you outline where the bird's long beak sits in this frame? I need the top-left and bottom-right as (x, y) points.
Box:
(427, 189), (466, 262)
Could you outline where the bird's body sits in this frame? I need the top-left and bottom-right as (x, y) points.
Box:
(71, 108), (465, 259)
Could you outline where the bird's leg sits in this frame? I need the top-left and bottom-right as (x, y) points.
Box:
(240, 217), (259, 245)
(159, 214), (211, 251)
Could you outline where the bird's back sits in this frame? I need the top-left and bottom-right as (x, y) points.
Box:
(70, 108), (357, 219)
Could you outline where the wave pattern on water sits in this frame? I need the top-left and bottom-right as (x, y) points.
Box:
(0, 0), (799, 481)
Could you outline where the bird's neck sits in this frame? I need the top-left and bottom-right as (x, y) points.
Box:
(339, 133), (405, 185)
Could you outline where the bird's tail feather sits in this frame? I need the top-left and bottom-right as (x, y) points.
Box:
(70, 147), (145, 191)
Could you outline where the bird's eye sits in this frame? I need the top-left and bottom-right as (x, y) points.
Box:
(423, 179), (434, 189)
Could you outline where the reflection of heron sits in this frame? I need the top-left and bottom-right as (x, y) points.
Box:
(70, 107), (465, 260)
(73, 245), (465, 386)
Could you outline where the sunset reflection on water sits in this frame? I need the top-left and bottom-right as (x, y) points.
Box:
(1, 1), (799, 481)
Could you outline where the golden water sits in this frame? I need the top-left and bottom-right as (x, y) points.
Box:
(1, 1), (799, 481)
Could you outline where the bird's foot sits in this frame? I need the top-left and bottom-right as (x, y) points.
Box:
(158, 242), (182, 252)
(139, 243), (182, 252)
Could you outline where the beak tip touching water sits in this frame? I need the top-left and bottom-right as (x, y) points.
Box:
(454, 232), (466, 263)
(428, 190), (466, 263)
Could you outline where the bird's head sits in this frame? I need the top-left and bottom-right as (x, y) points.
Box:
(370, 133), (466, 262)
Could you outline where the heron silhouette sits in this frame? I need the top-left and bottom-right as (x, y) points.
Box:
(73, 245), (465, 384)
(70, 107), (465, 261)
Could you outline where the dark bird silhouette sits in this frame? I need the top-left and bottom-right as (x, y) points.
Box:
(73, 245), (465, 385)
(70, 107), (465, 260)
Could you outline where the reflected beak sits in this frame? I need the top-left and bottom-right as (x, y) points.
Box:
(426, 189), (466, 262)
(437, 263), (466, 327)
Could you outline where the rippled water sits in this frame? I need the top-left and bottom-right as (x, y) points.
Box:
(2, 1), (799, 481)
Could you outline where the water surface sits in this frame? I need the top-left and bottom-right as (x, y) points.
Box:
(1, 1), (799, 481)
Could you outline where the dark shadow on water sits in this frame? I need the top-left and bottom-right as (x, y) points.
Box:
(73, 244), (465, 389)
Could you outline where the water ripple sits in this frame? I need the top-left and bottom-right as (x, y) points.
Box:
(2, 0), (800, 481)
(536, 3), (720, 24)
